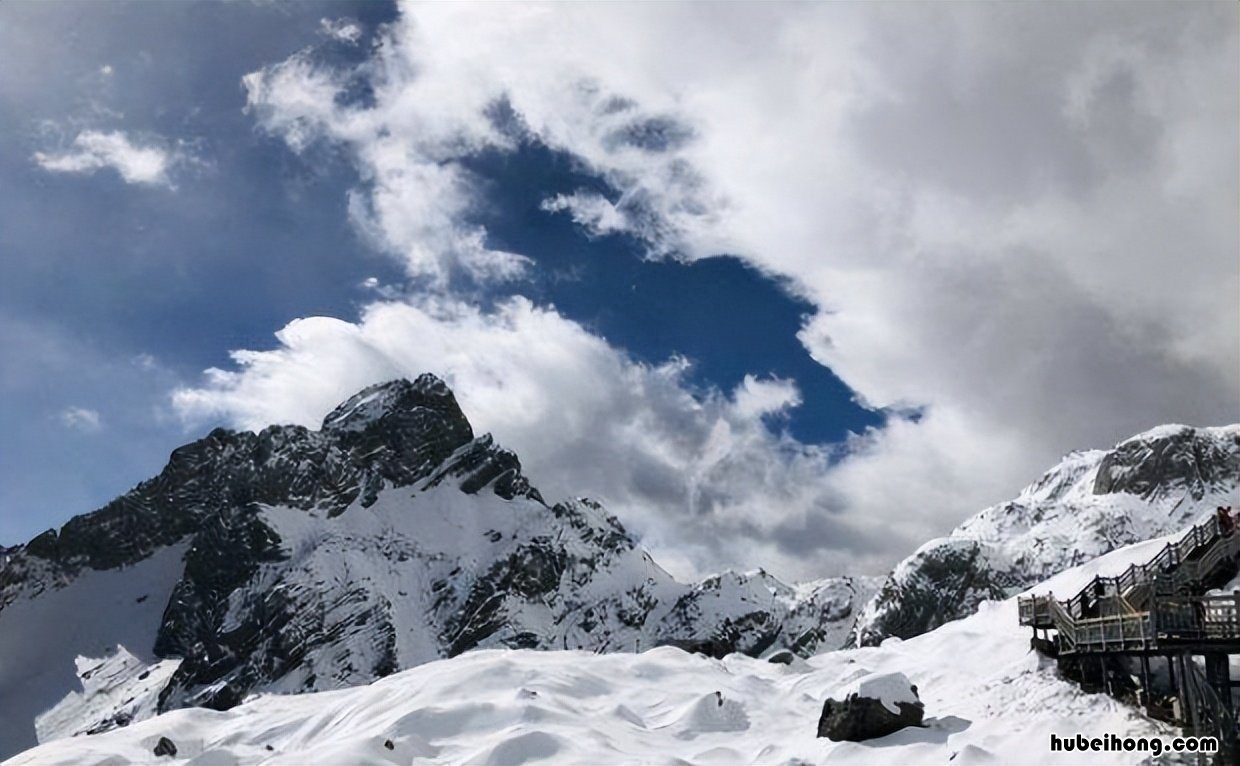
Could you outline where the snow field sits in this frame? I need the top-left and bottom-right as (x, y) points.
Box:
(8, 537), (1182, 765)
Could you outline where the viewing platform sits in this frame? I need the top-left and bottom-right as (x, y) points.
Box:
(1019, 513), (1240, 762)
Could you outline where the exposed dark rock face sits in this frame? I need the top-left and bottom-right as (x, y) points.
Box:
(153, 736), (177, 757)
(154, 504), (287, 711)
(848, 539), (1017, 647)
(848, 426), (1240, 647)
(1, 375), (547, 717)
(7, 375), (485, 584)
(817, 674), (925, 741)
(1092, 427), (1240, 500)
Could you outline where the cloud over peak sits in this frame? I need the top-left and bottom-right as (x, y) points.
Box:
(183, 2), (1237, 578)
(172, 297), (928, 580)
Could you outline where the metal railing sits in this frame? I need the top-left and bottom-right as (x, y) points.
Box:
(1072, 613), (1154, 651)
(1018, 516), (1240, 653)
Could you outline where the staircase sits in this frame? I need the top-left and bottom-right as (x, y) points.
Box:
(1019, 515), (1240, 654)
(1019, 514), (1240, 763)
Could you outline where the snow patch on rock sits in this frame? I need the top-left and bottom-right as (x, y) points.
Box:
(837, 672), (920, 715)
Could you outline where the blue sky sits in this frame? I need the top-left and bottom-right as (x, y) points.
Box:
(2, 2), (1235, 579)
(460, 139), (883, 445)
(0, 0), (399, 544)
(0, 0), (877, 548)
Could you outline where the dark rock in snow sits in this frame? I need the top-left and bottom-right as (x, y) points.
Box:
(153, 736), (177, 757)
(817, 672), (925, 742)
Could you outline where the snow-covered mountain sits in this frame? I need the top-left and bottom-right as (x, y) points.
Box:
(848, 424), (1240, 647)
(4, 375), (1236, 762)
(0, 376), (873, 759)
(7, 533), (1189, 766)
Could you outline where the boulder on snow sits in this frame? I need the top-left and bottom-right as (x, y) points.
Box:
(766, 649), (796, 665)
(816, 671), (925, 742)
(153, 736), (178, 757)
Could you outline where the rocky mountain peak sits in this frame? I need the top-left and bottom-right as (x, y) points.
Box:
(0, 376), (873, 756)
(1092, 424), (1240, 500)
(6, 375), (509, 580)
(321, 375), (464, 434)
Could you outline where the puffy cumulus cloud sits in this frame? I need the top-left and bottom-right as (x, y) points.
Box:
(215, 2), (1238, 576)
(59, 406), (102, 433)
(173, 298), (920, 579)
(32, 130), (188, 187)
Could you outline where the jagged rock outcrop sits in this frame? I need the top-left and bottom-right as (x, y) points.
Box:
(0, 375), (870, 757)
(1091, 425), (1239, 499)
(846, 538), (1019, 648)
(848, 425), (1240, 647)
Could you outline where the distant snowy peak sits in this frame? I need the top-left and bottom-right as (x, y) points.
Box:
(849, 424), (1240, 647)
(1001, 423), (1239, 509)
(0, 375), (871, 758)
(1093, 424), (1240, 500)
(960, 424), (1240, 550)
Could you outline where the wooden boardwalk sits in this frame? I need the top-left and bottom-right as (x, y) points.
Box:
(1019, 515), (1240, 762)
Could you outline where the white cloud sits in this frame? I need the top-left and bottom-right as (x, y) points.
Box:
(319, 18), (362, 45)
(198, 3), (1239, 577)
(730, 375), (800, 421)
(242, 53), (530, 285)
(32, 130), (184, 187)
(540, 192), (629, 239)
(59, 406), (102, 433)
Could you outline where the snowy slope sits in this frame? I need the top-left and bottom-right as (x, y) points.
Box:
(0, 544), (187, 754)
(850, 425), (1240, 646)
(6, 538), (1185, 766)
(0, 376), (871, 758)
